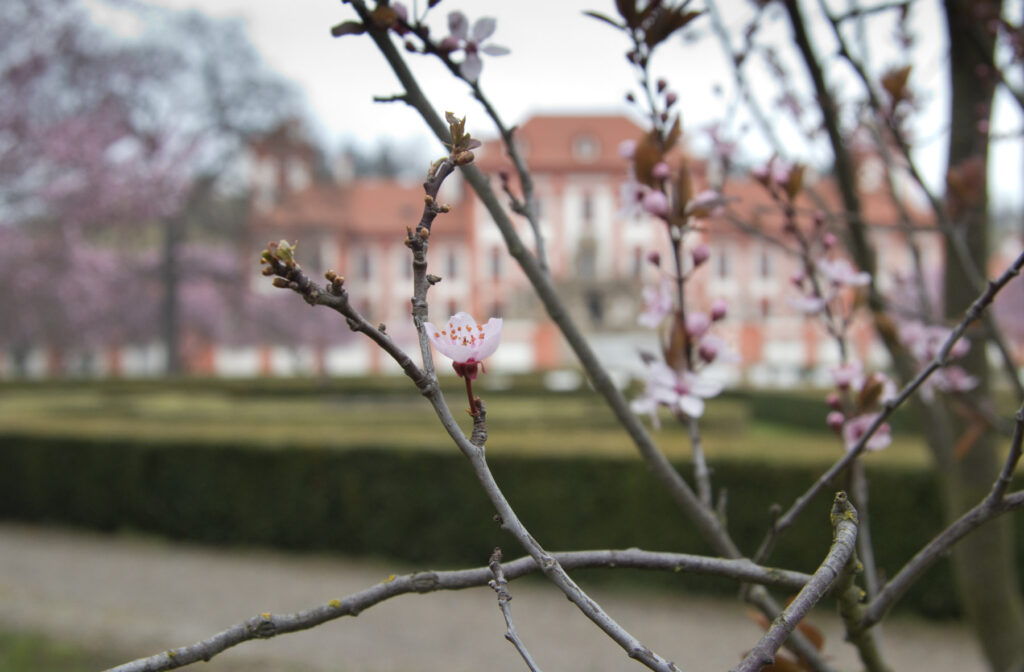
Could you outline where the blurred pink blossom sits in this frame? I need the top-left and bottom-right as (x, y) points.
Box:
(842, 414), (892, 452)
(444, 12), (510, 81)
(630, 361), (723, 426)
(638, 280), (674, 328)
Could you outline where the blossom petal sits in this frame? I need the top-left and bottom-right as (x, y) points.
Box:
(460, 52), (483, 81)
(425, 312), (502, 364)
(481, 44), (510, 56)
(447, 11), (468, 39)
(471, 16), (496, 42)
(677, 395), (705, 418)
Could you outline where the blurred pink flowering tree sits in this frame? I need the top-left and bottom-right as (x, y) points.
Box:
(0, 0), (306, 374)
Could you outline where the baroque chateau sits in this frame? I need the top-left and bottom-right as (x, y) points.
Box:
(241, 113), (958, 387)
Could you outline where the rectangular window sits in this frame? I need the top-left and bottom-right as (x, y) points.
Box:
(759, 248), (773, 278)
(359, 250), (373, 280)
(446, 250), (458, 279)
(716, 247), (731, 279)
(581, 190), (594, 223)
(490, 248), (502, 282)
(631, 247), (644, 279)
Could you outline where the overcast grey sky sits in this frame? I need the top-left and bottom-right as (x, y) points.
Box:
(133, 0), (1022, 209)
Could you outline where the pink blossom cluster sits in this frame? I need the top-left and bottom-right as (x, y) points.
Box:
(631, 246), (732, 425)
(825, 360), (897, 452)
(898, 320), (978, 401)
(786, 227), (871, 316)
(616, 140), (722, 222)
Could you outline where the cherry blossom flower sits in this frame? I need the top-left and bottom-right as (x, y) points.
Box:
(830, 360), (863, 389)
(441, 12), (510, 81)
(686, 190), (726, 218)
(618, 178), (647, 219)
(630, 361), (723, 427)
(424, 311), (502, 380)
(818, 258), (871, 287)
(842, 413), (892, 452)
(638, 280), (673, 328)
(787, 294), (828, 315)
(898, 320), (977, 400)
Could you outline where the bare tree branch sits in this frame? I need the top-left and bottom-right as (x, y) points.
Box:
(735, 492), (860, 672)
(489, 547), (544, 672)
(862, 399), (1024, 627)
(102, 547), (813, 672)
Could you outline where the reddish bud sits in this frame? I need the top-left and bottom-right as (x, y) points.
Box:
(665, 92), (678, 107)
(821, 232), (837, 249)
(438, 36), (458, 53)
(642, 190), (670, 218)
(699, 340), (719, 363)
(826, 392), (842, 410)
(691, 243), (711, 267)
(685, 312), (711, 338)
(710, 298), (728, 321)
(646, 250), (661, 267)
(827, 411), (846, 433)
(657, 78), (668, 92)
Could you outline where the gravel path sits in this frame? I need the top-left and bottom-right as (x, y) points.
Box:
(0, 522), (987, 672)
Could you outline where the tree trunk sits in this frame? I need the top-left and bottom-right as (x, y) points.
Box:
(941, 2), (1024, 670)
(161, 213), (183, 376)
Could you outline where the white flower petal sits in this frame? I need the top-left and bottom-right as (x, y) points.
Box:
(481, 44), (510, 56)
(678, 395), (705, 418)
(460, 53), (483, 81)
(471, 16), (496, 42)
(447, 11), (468, 39)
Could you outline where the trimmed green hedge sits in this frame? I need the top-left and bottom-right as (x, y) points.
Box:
(1, 432), (1020, 619)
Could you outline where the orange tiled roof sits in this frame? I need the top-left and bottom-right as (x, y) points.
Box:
(714, 173), (933, 236)
(252, 179), (469, 238)
(475, 113), (647, 174)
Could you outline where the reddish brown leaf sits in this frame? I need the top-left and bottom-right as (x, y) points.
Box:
(330, 21), (366, 37)
(881, 65), (913, 104)
(633, 131), (663, 188)
(796, 620), (825, 652)
(662, 310), (688, 371)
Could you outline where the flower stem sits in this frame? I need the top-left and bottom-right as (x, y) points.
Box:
(464, 376), (478, 416)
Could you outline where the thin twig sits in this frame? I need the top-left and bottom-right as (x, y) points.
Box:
(861, 400), (1024, 627)
(734, 492), (859, 672)
(489, 548), (544, 672)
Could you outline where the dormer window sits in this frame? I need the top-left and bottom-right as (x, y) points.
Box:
(572, 133), (600, 163)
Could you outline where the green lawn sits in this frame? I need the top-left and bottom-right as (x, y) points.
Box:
(0, 628), (315, 672)
(0, 629), (126, 672)
(0, 378), (937, 468)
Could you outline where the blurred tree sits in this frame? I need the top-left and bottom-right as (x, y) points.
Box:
(0, 0), (307, 375)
